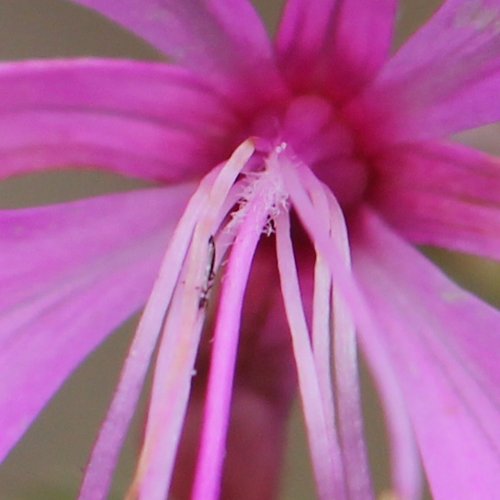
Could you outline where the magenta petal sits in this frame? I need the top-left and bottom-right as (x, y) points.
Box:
(277, 0), (396, 96)
(361, 0), (500, 140)
(67, 0), (285, 100)
(0, 59), (236, 181)
(352, 210), (500, 499)
(0, 185), (193, 462)
(0, 185), (194, 312)
(372, 141), (500, 260)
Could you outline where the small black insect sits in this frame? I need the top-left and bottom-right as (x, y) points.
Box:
(198, 235), (216, 309)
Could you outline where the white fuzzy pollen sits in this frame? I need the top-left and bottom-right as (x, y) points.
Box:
(228, 145), (290, 236)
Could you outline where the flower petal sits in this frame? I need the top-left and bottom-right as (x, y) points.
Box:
(358, 0), (500, 141)
(372, 141), (500, 260)
(0, 185), (194, 312)
(0, 185), (193, 463)
(0, 59), (237, 182)
(352, 209), (500, 499)
(276, 0), (396, 97)
(66, 0), (285, 100)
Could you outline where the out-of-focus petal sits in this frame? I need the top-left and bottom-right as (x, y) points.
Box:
(352, 209), (500, 499)
(356, 0), (500, 142)
(66, 0), (285, 100)
(0, 185), (194, 312)
(0, 185), (194, 462)
(0, 59), (237, 182)
(276, 0), (396, 97)
(371, 141), (500, 260)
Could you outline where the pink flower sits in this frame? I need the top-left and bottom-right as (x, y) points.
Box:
(1, 1), (500, 498)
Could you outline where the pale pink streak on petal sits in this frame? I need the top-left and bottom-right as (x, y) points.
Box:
(192, 177), (274, 500)
(131, 142), (255, 500)
(275, 211), (346, 500)
(67, 0), (285, 101)
(277, 0), (396, 96)
(281, 162), (421, 499)
(78, 178), (220, 499)
(0, 59), (236, 182)
(352, 209), (500, 499)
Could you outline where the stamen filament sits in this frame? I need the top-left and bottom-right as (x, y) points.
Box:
(282, 162), (418, 499)
(192, 178), (275, 500)
(79, 176), (217, 500)
(307, 178), (373, 499)
(275, 211), (346, 500)
(129, 141), (255, 499)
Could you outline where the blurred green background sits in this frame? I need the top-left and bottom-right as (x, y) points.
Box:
(0, 1), (499, 498)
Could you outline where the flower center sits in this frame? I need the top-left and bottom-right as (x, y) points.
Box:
(249, 94), (369, 209)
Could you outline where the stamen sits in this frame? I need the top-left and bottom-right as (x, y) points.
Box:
(79, 176), (217, 500)
(282, 161), (419, 500)
(128, 140), (255, 499)
(192, 174), (278, 500)
(275, 211), (346, 500)
(312, 251), (339, 467)
(310, 182), (373, 499)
